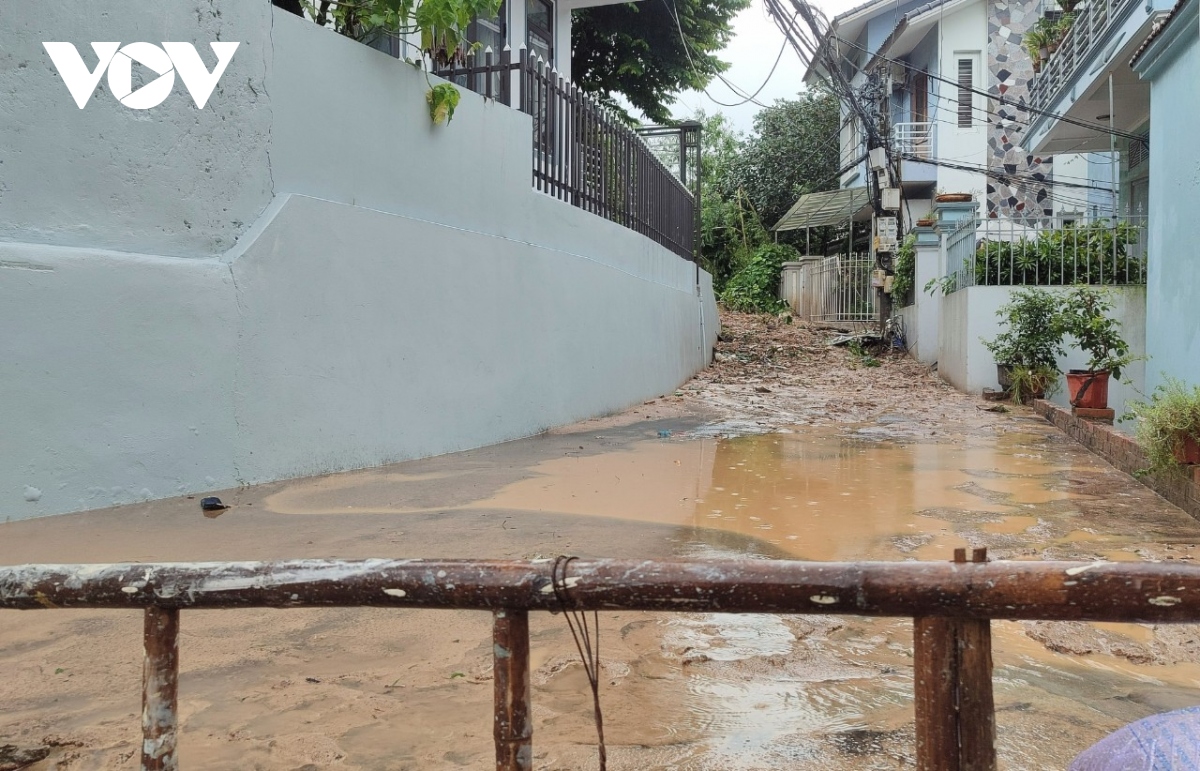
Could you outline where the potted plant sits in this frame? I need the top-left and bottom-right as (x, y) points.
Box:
(1125, 378), (1200, 475)
(1038, 17), (1063, 53)
(1025, 29), (1048, 71)
(1024, 26), (1050, 62)
(1055, 13), (1076, 48)
(983, 288), (1066, 404)
(1060, 285), (1135, 409)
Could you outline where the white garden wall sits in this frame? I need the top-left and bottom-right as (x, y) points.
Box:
(937, 285), (1146, 425)
(0, 3), (715, 520)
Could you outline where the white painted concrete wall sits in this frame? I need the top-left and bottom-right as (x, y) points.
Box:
(937, 285), (1146, 425)
(898, 304), (920, 358)
(1051, 153), (1093, 218)
(0, 4), (715, 520)
(1140, 18), (1200, 392)
(0, 2), (274, 257)
(905, 231), (943, 365)
(933, 2), (989, 198)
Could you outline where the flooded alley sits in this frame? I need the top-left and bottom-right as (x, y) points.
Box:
(3, 314), (1200, 770)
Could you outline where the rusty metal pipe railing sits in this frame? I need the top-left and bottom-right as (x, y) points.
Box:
(4, 558), (1200, 621)
(4, 555), (1200, 771)
(142, 606), (179, 771)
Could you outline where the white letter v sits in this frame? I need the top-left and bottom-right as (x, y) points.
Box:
(43, 43), (120, 109)
(163, 42), (240, 109)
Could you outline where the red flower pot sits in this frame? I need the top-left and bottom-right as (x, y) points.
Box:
(1174, 434), (1200, 465)
(1067, 370), (1110, 409)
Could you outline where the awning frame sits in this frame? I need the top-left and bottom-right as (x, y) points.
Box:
(773, 187), (872, 232)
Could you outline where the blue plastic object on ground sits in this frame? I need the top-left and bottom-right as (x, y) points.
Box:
(1069, 706), (1200, 770)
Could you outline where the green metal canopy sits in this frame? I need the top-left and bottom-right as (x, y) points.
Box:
(773, 187), (872, 231)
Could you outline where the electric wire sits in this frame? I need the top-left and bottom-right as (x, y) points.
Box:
(819, 31), (1147, 143)
(660, 0), (793, 109)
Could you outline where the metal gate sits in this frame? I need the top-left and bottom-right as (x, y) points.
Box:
(805, 253), (876, 324)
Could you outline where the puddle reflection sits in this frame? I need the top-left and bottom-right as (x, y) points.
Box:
(469, 427), (1097, 562)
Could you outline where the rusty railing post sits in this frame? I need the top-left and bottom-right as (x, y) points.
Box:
(914, 614), (959, 771)
(913, 548), (996, 771)
(142, 606), (180, 771)
(493, 608), (532, 771)
(958, 549), (996, 771)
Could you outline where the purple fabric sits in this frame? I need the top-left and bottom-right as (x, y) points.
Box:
(1069, 706), (1200, 771)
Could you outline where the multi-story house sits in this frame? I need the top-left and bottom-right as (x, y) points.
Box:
(1024, 0), (1198, 389)
(787, 0), (1106, 229)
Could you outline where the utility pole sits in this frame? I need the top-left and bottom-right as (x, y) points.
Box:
(761, 0), (904, 336)
(867, 70), (900, 337)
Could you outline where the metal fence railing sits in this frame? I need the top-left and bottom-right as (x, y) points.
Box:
(1029, 0), (1138, 113)
(436, 48), (697, 261)
(802, 253), (877, 324)
(893, 121), (933, 158)
(5, 552), (1200, 770)
(943, 215), (1148, 293)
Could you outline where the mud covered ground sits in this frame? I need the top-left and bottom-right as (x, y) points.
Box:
(2, 311), (1199, 770)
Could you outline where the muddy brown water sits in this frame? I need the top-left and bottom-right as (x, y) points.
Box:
(3, 416), (1200, 769)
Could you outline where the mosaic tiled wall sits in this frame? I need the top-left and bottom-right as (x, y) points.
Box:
(987, 0), (1054, 219)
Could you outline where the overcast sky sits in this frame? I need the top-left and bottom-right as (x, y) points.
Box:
(666, 0), (860, 135)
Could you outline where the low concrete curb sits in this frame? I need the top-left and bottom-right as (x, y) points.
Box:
(1033, 400), (1200, 521)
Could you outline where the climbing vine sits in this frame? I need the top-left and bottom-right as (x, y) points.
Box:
(300, 0), (502, 124)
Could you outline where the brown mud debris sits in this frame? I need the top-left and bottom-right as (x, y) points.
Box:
(3, 311), (1200, 769)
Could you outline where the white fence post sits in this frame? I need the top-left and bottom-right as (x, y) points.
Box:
(911, 223), (941, 365)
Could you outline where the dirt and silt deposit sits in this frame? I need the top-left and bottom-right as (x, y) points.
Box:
(3, 311), (1200, 770)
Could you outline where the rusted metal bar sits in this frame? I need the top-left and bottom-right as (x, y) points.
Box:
(142, 606), (179, 771)
(914, 549), (996, 771)
(959, 548), (996, 771)
(914, 616), (959, 771)
(493, 609), (532, 771)
(957, 617), (995, 770)
(4, 559), (1200, 622)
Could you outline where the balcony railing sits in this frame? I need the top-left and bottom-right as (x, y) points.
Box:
(435, 48), (698, 262)
(1029, 0), (1139, 113)
(893, 121), (934, 158)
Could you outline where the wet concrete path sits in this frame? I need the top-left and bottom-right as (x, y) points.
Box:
(4, 313), (1200, 769)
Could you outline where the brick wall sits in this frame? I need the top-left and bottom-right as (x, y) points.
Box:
(1034, 400), (1200, 520)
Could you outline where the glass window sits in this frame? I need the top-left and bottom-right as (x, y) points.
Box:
(527, 0), (553, 64)
(467, 3), (505, 55)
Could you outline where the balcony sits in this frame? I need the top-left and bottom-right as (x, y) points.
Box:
(892, 122), (938, 190)
(1026, 0), (1175, 154)
(1029, 0), (1135, 112)
(893, 122), (933, 157)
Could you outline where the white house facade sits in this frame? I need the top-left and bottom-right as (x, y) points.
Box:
(794, 0), (1103, 227)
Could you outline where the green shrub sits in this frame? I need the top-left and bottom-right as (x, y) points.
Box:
(719, 243), (797, 313)
(1060, 285), (1134, 379)
(891, 233), (917, 306)
(1125, 378), (1200, 477)
(982, 287), (1066, 371)
(973, 221), (1144, 286)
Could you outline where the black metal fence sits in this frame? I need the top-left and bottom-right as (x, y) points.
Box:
(437, 48), (697, 261)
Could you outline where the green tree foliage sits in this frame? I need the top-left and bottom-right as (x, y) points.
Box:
(693, 93), (840, 292)
(694, 113), (762, 288)
(719, 243), (798, 313)
(298, 0), (501, 123)
(572, 0), (749, 123)
(725, 90), (841, 230)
